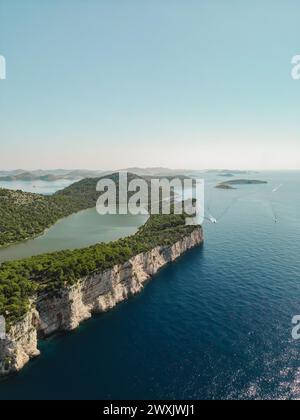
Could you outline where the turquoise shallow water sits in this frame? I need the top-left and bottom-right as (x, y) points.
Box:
(0, 171), (300, 400)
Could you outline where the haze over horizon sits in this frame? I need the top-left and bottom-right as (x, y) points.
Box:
(1, 0), (300, 170)
(0, 166), (298, 174)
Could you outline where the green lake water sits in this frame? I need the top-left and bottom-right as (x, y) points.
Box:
(0, 208), (147, 263)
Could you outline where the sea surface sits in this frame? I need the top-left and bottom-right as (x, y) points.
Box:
(0, 179), (74, 195)
(0, 171), (300, 400)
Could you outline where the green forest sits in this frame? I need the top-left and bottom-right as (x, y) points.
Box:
(0, 173), (165, 247)
(0, 177), (107, 247)
(0, 174), (199, 327)
(0, 212), (198, 327)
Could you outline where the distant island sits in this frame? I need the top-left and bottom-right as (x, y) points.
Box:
(218, 174), (235, 178)
(0, 167), (258, 181)
(0, 167), (194, 181)
(216, 183), (236, 189)
(0, 169), (104, 182)
(205, 169), (252, 175)
(216, 179), (267, 189)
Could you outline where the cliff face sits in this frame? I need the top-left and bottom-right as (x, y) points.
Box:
(0, 227), (203, 375)
(0, 309), (40, 376)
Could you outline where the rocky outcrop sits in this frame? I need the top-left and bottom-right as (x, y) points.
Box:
(0, 227), (203, 375)
(0, 309), (40, 376)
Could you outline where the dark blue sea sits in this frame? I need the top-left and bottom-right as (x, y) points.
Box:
(0, 171), (300, 400)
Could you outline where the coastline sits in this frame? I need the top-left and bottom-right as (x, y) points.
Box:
(0, 226), (203, 376)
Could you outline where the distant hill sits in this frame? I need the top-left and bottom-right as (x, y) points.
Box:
(54, 172), (184, 208)
(0, 168), (259, 181)
(0, 169), (26, 177)
(0, 169), (104, 182)
(0, 172), (38, 181)
(109, 167), (195, 177)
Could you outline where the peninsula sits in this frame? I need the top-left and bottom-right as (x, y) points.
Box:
(0, 212), (203, 375)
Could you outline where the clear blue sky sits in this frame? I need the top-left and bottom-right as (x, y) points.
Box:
(0, 0), (299, 170)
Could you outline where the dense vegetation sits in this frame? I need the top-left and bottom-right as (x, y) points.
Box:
(0, 213), (197, 327)
(0, 174), (138, 247)
(0, 173), (198, 326)
(0, 172), (179, 247)
(0, 188), (93, 247)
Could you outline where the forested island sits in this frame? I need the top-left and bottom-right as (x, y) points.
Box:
(216, 179), (267, 189)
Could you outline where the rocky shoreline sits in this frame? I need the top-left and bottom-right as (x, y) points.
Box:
(0, 227), (203, 376)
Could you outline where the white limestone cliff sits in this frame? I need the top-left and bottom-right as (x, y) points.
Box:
(0, 227), (203, 375)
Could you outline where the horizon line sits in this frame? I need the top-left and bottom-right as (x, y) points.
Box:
(0, 167), (300, 173)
